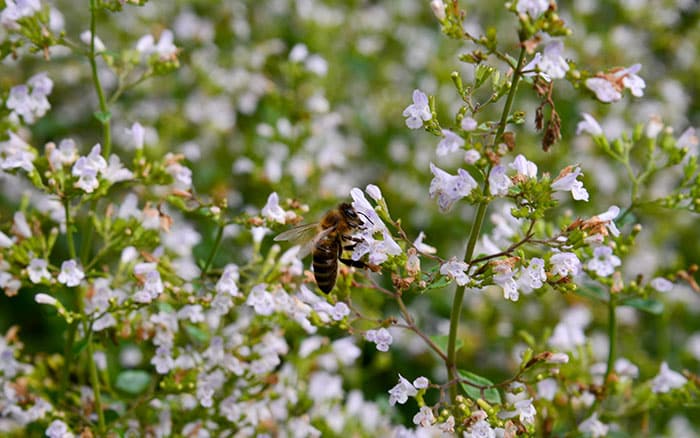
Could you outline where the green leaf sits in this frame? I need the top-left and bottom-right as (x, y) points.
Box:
(431, 335), (461, 354)
(425, 275), (451, 291)
(620, 298), (664, 315)
(574, 285), (608, 302)
(458, 369), (501, 404)
(115, 370), (151, 395)
(184, 324), (209, 344)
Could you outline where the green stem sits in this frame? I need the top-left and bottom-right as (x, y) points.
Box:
(60, 320), (78, 395)
(63, 198), (77, 260)
(604, 294), (617, 381)
(200, 222), (225, 279)
(86, 323), (106, 433)
(446, 43), (528, 403)
(89, 0), (111, 158)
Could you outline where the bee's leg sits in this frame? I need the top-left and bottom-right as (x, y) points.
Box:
(339, 258), (368, 269)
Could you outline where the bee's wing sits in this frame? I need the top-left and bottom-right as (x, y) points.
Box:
(274, 222), (334, 259)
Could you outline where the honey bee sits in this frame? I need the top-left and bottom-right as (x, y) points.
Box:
(274, 203), (367, 293)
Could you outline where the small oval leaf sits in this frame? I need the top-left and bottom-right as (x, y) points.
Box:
(115, 370), (151, 395)
(458, 369), (502, 404)
(621, 298), (664, 315)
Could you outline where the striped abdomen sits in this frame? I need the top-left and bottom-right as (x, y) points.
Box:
(313, 233), (340, 293)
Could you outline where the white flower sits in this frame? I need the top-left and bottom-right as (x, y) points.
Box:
(102, 155), (133, 183)
(676, 127), (698, 150)
(136, 29), (177, 58)
(151, 346), (175, 374)
(436, 129), (464, 156)
(261, 192), (286, 224)
(551, 165), (589, 201)
(72, 144), (107, 193)
(440, 257), (471, 286)
(413, 231), (437, 255)
(388, 374), (417, 406)
(537, 378), (557, 401)
(13, 211), (31, 238)
(439, 415), (455, 434)
(524, 41), (569, 81)
(509, 154), (537, 178)
(593, 205), (620, 237)
(80, 30), (106, 52)
(57, 260), (85, 287)
(430, 0), (446, 21)
(0, 131), (36, 172)
(650, 277), (673, 293)
(246, 284), (275, 316)
(289, 43), (309, 62)
(586, 77), (621, 103)
(166, 161), (192, 190)
(412, 406), (436, 428)
(48, 138), (78, 168)
(464, 417), (496, 438)
(461, 116), (478, 131)
(494, 263), (519, 301)
(586, 246), (621, 277)
(402, 89), (432, 129)
(351, 230), (402, 265)
(518, 257), (546, 293)
(618, 64), (645, 97)
(464, 149), (481, 164)
(651, 362), (687, 393)
(45, 419), (74, 438)
(516, 0), (549, 17)
(331, 302), (350, 321)
(133, 262), (164, 303)
(1, 0), (41, 29)
(365, 328), (393, 352)
(645, 116), (664, 139)
(126, 122), (145, 149)
(216, 264), (240, 296)
(576, 113), (603, 136)
(34, 293), (58, 306)
(366, 184), (383, 201)
(27, 258), (50, 283)
(488, 165), (512, 196)
(550, 252), (582, 277)
(578, 413), (609, 438)
(429, 163), (478, 212)
(6, 72), (52, 124)
(548, 321), (587, 352)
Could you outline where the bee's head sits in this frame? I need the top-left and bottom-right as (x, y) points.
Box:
(339, 203), (364, 228)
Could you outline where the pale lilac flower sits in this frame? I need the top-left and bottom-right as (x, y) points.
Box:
(45, 419), (73, 438)
(429, 163), (478, 212)
(440, 257), (471, 286)
(615, 357), (639, 379)
(494, 263), (519, 301)
(650, 277), (673, 293)
(216, 264), (240, 296)
(365, 328), (393, 352)
(80, 30), (106, 52)
(247, 284), (275, 316)
(330, 302), (350, 321)
(488, 165), (512, 196)
(430, 0), (446, 21)
(524, 41), (569, 81)
(102, 155), (133, 183)
(413, 406), (436, 428)
(413, 376), (429, 389)
(537, 378), (558, 401)
(72, 144), (107, 193)
(578, 413), (609, 437)
(388, 374), (417, 406)
(518, 257), (546, 293)
(516, 0), (549, 17)
(549, 319), (588, 352)
(676, 127), (698, 150)
(57, 260), (84, 287)
(151, 346), (175, 374)
(550, 252), (582, 277)
(177, 304), (204, 323)
(551, 166), (589, 201)
(413, 231), (437, 254)
(289, 43), (309, 62)
(34, 293), (57, 306)
(500, 383), (536, 425)
(509, 154), (537, 178)
(6, 72), (52, 124)
(587, 246), (621, 277)
(436, 129), (464, 156)
(366, 184), (382, 201)
(651, 362), (687, 393)
(136, 29), (177, 58)
(0, 231), (12, 248)
(0, 131), (36, 172)
(1, 0), (41, 29)
(461, 116), (478, 131)
(464, 149), (481, 164)
(402, 89), (431, 129)
(586, 77), (621, 103)
(618, 64), (645, 97)
(261, 192), (286, 224)
(305, 54), (328, 76)
(166, 161), (192, 190)
(126, 122), (145, 150)
(27, 258), (50, 283)
(351, 231), (402, 265)
(576, 113), (603, 136)
(133, 262), (163, 303)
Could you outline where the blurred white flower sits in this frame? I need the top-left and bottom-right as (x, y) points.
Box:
(651, 362), (687, 393)
(136, 29), (178, 58)
(586, 246), (621, 277)
(461, 116), (478, 131)
(45, 419), (74, 438)
(650, 277), (673, 293)
(516, 0), (549, 17)
(436, 129), (464, 156)
(27, 258), (50, 283)
(518, 257), (546, 293)
(1, 0), (41, 29)
(57, 260), (84, 287)
(586, 77), (621, 103)
(0, 131), (36, 172)
(576, 113), (603, 136)
(261, 192), (286, 224)
(34, 293), (57, 306)
(578, 413), (609, 437)
(80, 30), (105, 52)
(6, 72), (52, 124)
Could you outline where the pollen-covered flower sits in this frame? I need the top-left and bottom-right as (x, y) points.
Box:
(551, 165), (589, 201)
(429, 163), (478, 212)
(436, 129), (464, 156)
(402, 89), (431, 129)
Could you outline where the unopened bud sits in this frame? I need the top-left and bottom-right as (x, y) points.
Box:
(431, 0), (446, 21)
